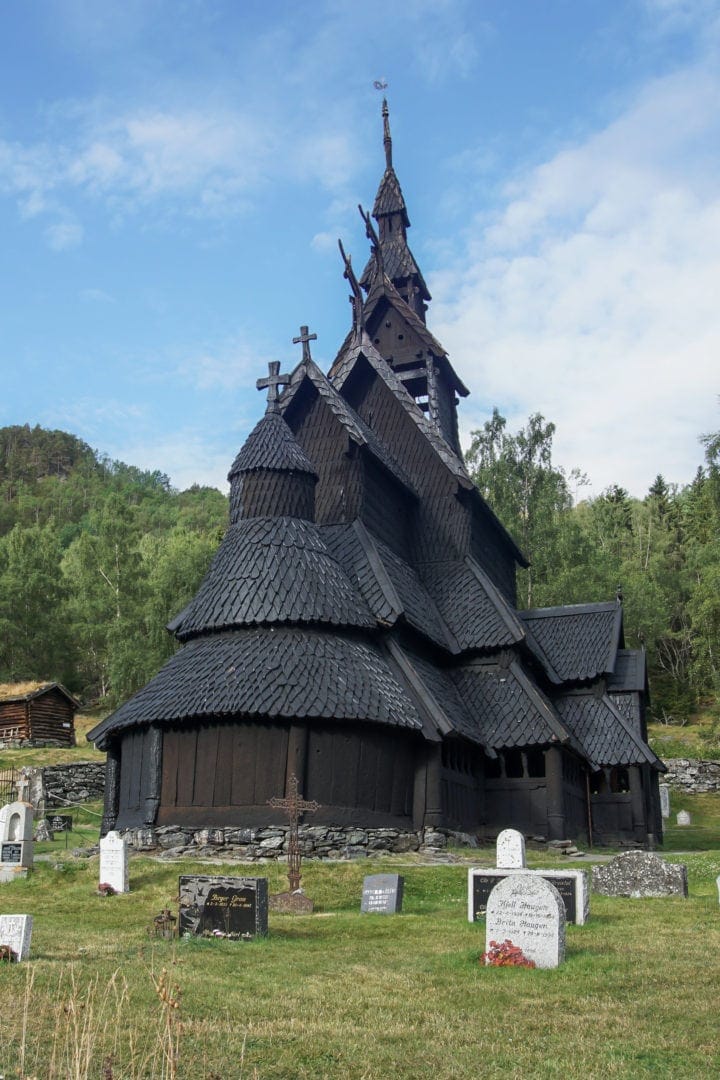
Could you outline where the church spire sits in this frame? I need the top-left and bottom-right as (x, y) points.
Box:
(360, 98), (430, 321)
(382, 97), (392, 169)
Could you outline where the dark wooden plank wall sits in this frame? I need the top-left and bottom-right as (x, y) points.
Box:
(484, 778), (548, 836)
(0, 701), (28, 738)
(360, 456), (411, 556)
(158, 721), (289, 827)
(155, 721), (417, 829)
(306, 725), (415, 827)
(287, 387), (364, 524)
(0, 692), (75, 745)
(349, 373), (470, 564)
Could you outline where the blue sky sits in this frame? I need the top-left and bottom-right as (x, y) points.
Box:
(1, 0), (719, 497)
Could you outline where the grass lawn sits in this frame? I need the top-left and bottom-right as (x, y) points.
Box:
(0, 842), (719, 1079)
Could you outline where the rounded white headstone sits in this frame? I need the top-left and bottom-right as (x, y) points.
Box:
(676, 810), (691, 826)
(496, 828), (526, 869)
(485, 873), (565, 969)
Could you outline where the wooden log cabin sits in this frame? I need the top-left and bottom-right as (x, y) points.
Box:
(0, 682), (78, 746)
(88, 101), (665, 847)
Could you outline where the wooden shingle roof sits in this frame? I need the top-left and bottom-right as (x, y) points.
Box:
(87, 628), (425, 749)
(520, 602), (623, 684)
(421, 557), (526, 653)
(451, 658), (575, 752)
(555, 691), (664, 771)
(171, 517), (375, 640)
(228, 411), (317, 478)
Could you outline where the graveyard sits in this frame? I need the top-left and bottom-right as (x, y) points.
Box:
(0, 786), (719, 1078)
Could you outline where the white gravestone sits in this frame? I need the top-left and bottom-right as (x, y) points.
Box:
(496, 828), (526, 869)
(716, 874), (720, 905)
(485, 873), (566, 970)
(676, 810), (691, 826)
(0, 914), (33, 961)
(659, 784), (670, 820)
(0, 801), (34, 878)
(99, 830), (129, 893)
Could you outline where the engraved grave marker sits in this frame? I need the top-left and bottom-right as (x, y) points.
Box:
(361, 873), (404, 914)
(485, 874), (565, 970)
(0, 914), (33, 961)
(179, 875), (268, 938)
(99, 830), (129, 894)
(496, 828), (526, 869)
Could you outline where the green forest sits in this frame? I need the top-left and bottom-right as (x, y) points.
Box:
(0, 418), (718, 725)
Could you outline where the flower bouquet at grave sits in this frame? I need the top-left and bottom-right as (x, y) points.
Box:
(0, 943), (18, 963)
(97, 881), (116, 897)
(480, 939), (536, 968)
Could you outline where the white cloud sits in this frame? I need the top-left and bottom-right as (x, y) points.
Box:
(432, 61), (720, 496)
(176, 335), (276, 392)
(45, 220), (84, 250)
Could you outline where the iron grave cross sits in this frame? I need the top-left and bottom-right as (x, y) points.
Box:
(292, 325), (317, 363)
(256, 361), (291, 413)
(268, 773), (320, 892)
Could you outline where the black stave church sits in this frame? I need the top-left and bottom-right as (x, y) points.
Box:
(88, 102), (665, 848)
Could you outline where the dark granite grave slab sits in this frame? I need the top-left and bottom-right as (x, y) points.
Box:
(469, 868), (588, 925)
(178, 875), (268, 938)
(1, 843), (22, 865)
(361, 873), (404, 914)
(48, 815), (73, 833)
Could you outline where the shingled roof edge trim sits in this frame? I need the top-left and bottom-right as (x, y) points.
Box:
(329, 342), (473, 488)
(508, 659), (577, 751)
(463, 555), (527, 646)
(351, 520), (404, 622)
(518, 621), (564, 686)
(384, 639), (455, 743)
(606, 605), (624, 675)
(284, 356), (417, 496)
(599, 693), (666, 771)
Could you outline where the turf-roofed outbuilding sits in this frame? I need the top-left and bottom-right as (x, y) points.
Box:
(89, 101), (664, 847)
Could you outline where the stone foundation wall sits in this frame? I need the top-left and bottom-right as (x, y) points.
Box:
(122, 824), (478, 860)
(663, 759), (720, 793)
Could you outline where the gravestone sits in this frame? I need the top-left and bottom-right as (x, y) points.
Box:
(659, 784), (670, 820)
(592, 851), (688, 898)
(361, 873), (404, 914)
(99, 830), (129, 893)
(496, 828), (525, 869)
(716, 874), (720, 904)
(49, 815), (73, 833)
(0, 914), (33, 961)
(676, 810), (691, 826)
(485, 874), (565, 969)
(468, 867), (588, 925)
(178, 875), (268, 938)
(0, 801), (33, 881)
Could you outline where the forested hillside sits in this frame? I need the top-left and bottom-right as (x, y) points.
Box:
(467, 411), (720, 723)
(1, 419), (718, 724)
(0, 424), (227, 704)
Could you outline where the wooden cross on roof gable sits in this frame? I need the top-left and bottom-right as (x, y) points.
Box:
(268, 773), (320, 892)
(292, 325), (317, 363)
(256, 361), (291, 414)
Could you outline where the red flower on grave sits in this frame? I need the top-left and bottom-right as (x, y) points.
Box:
(480, 939), (536, 968)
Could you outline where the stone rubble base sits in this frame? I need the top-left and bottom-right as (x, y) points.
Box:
(120, 824), (479, 860)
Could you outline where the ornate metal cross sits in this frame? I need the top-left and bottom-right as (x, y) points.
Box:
(256, 360), (291, 414)
(268, 773), (320, 892)
(292, 325), (317, 363)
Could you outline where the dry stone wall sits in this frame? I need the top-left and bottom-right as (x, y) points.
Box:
(664, 759), (720, 793)
(22, 762), (105, 810)
(122, 824), (478, 860)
